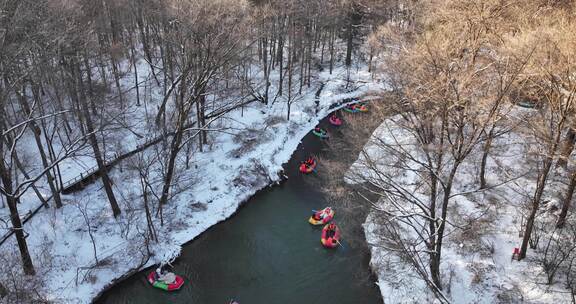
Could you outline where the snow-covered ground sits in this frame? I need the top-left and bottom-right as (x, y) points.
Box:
(350, 112), (574, 303)
(0, 54), (387, 302)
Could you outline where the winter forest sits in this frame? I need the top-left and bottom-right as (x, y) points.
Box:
(1, 0), (576, 303)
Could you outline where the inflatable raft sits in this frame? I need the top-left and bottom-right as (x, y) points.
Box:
(343, 103), (368, 113)
(321, 223), (341, 248)
(309, 207), (335, 225)
(354, 103), (369, 112)
(147, 271), (185, 291)
(299, 158), (317, 174)
(329, 115), (342, 126)
(312, 128), (329, 139)
(343, 104), (358, 113)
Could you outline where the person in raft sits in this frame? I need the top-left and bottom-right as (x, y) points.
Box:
(314, 127), (323, 134)
(326, 223), (337, 239)
(312, 211), (322, 220)
(155, 265), (176, 284)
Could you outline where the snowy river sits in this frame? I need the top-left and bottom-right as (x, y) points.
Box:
(95, 115), (383, 304)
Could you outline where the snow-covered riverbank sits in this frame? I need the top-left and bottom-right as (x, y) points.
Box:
(351, 114), (574, 303)
(0, 63), (386, 303)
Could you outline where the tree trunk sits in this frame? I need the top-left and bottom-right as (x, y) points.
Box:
(135, 10), (160, 86)
(200, 94), (207, 145)
(307, 34), (312, 87)
(345, 13), (354, 67)
(431, 164), (460, 290)
(0, 167), (35, 275)
(557, 129), (575, 168)
(262, 37), (270, 105)
(0, 281), (7, 298)
(82, 53), (94, 102)
(428, 170), (439, 287)
(320, 30), (326, 65)
(158, 72), (193, 215)
(557, 170), (576, 228)
(75, 60), (121, 217)
(299, 33), (305, 94)
(277, 31), (284, 96)
(42, 121), (65, 191)
(61, 62), (86, 136)
(110, 56), (124, 109)
(131, 44), (141, 106)
(139, 173), (157, 242)
(96, 34), (109, 90)
(286, 23), (293, 121)
(35, 89), (66, 191)
(479, 129), (494, 189)
(426, 121), (443, 290)
(26, 85), (63, 208)
(12, 150), (49, 209)
(158, 125), (184, 211)
(47, 75), (74, 134)
(329, 29), (335, 74)
(196, 94), (204, 151)
(520, 111), (566, 260)
(519, 156), (555, 259)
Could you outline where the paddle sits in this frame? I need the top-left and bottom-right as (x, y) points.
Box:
(333, 224), (345, 251)
(311, 207), (331, 214)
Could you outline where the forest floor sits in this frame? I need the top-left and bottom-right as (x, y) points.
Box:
(0, 58), (387, 303)
(353, 110), (575, 303)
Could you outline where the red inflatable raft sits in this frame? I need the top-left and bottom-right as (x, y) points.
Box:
(147, 271), (185, 291)
(321, 223), (341, 248)
(299, 157), (317, 174)
(329, 114), (342, 126)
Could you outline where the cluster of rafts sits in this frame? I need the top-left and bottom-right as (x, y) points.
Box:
(146, 101), (369, 295)
(309, 207), (340, 248)
(300, 101), (369, 249)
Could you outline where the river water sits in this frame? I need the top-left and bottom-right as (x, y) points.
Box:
(95, 115), (383, 304)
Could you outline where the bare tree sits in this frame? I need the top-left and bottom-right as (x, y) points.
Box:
(76, 200), (99, 264)
(347, 0), (530, 298)
(156, 0), (252, 215)
(558, 170), (576, 228)
(515, 21), (576, 259)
